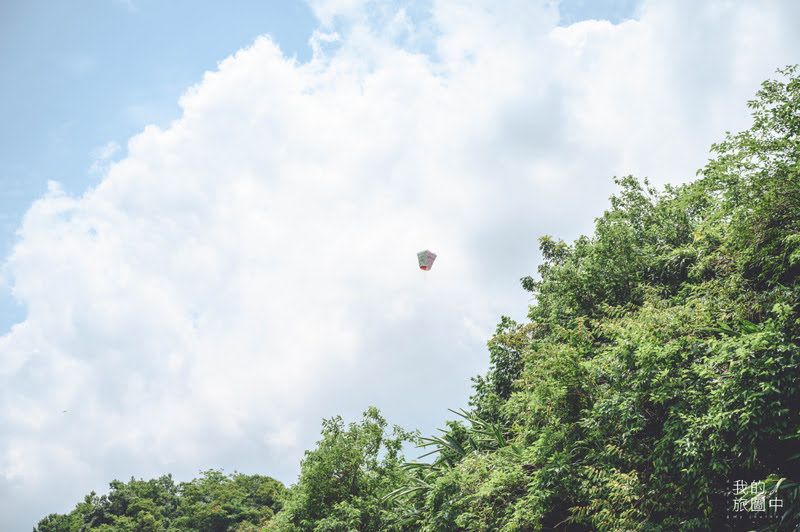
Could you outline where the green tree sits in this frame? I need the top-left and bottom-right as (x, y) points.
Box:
(35, 472), (285, 532)
(273, 407), (415, 532)
(391, 65), (800, 531)
(469, 316), (529, 425)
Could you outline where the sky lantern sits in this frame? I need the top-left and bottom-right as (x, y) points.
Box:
(417, 250), (437, 271)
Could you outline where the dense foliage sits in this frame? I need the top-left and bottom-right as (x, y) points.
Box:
(38, 66), (800, 531)
(272, 407), (416, 531)
(35, 471), (286, 532)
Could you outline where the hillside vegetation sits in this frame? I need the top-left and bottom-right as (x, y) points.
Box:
(36, 66), (800, 531)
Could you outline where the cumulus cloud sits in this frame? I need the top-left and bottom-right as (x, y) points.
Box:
(2, 0), (799, 528)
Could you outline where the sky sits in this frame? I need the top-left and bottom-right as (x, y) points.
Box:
(1, 0), (798, 529)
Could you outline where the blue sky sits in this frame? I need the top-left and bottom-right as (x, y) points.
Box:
(1, 0), (317, 327)
(1, 0), (798, 529)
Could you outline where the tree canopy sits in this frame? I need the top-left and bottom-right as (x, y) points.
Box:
(35, 471), (286, 532)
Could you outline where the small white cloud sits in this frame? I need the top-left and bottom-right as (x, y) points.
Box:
(89, 141), (121, 174)
(113, 0), (137, 13)
(62, 53), (95, 77)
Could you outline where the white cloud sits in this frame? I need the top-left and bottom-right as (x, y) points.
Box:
(89, 141), (122, 174)
(113, 0), (137, 13)
(2, 0), (800, 528)
(62, 53), (96, 77)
